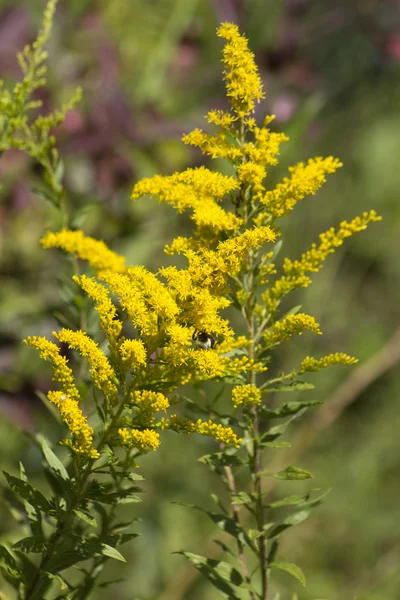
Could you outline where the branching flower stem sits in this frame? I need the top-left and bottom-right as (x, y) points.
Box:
(23, 393), (128, 600)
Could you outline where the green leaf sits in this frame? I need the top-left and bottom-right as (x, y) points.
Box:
(128, 472), (145, 481)
(12, 535), (48, 553)
(3, 471), (53, 514)
(38, 435), (70, 481)
(32, 186), (58, 207)
(269, 510), (312, 538)
(199, 452), (243, 471)
(264, 400), (321, 419)
(231, 492), (254, 506)
(101, 543), (126, 562)
(261, 441), (291, 449)
(13, 550), (37, 585)
(270, 560), (306, 586)
(44, 572), (69, 591)
(273, 466), (314, 481)
(73, 509), (97, 528)
(213, 540), (234, 556)
(0, 544), (23, 581)
(106, 532), (140, 547)
(261, 422), (290, 443)
(267, 495), (306, 509)
(177, 551), (242, 599)
(264, 381), (315, 393)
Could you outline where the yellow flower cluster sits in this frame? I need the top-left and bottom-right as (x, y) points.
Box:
(263, 211), (381, 313)
(74, 275), (122, 344)
(232, 384), (262, 408)
(217, 22), (264, 118)
(24, 336), (80, 401)
(118, 427), (160, 453)
(132, 167), (241, 233)
(182, 128), (241, 161)
(48, 391), (99, 459)
(41, 229), (125, 273)
(100, 271), (156, 338)
(263, 314), (322, 347)
(54, 329), (118, 402)
(161, 414), (241, 448)
(119, 339), (147, 369)
(129, 390), (170, 416)
(299, 353), (358, 373)
(127, 267), (179, 322)
(261, 157), (342, 218)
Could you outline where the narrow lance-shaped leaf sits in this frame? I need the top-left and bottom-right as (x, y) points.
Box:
(269, 560), (306, 586)
(177, 551), (242, 599)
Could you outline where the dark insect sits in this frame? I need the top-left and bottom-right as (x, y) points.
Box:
(192, 330), (216, 350)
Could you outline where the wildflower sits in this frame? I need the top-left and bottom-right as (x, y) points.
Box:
(299, 353), (358, 373)
(48, 391), (99, 459)
(24, 336), (80, 401)
(130, 390), (169, 413)
(126, 266), (180, 322)
(262, 157), (343, 218)
(132, 167), (241, 233)
(232, 384), (262, 408)
(41, 229), (125, 273)
(74, 274), (122, 344)
(119, 339), (147, 370)
(263, 314), (322, 347)
(54, 329), (118, 402)
(100, 271), (156, 337)
(118, 427), (160, 453)
(263, 211), (382, 313)
(217, 23), (264, 118)
(161, 414), (241, 448)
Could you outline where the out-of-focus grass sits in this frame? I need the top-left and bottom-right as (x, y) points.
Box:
(1, 0), (400, 598)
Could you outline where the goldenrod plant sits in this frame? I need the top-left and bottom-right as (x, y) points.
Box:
(0, 3), (380, 599)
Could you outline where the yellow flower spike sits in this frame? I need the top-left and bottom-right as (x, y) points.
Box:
(48, 391), (99, 459)
(232, 384), (262, 408)
(217, 23), (264, 118)
(194, 419), (242, 448)
(132, 167), (241, 233)
(54, 329), (118, 402)
(119, 339), (147, 370)
(126, 266), (180, 322)
(237, 162), (266, 194)
(299, 353), (358, 374)
(161, 414), (241, 448)
(118, 427), (160, 453)
(264, 210), (382, 313)
(24, 336), (80, 402)
(41, 229), (125, 273)
(74, 275), (122, 345)
(262, 157), (343, 219)
(182, 128), (242, 161)
(130, 390), (170, 414)
(100, 271), (156, 337)
(158, 267), (193, 299)
(216, 226), (276, 274)
(263, 314), (322, 347)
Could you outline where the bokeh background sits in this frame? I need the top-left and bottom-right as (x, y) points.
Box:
(1, 0), (400, 598)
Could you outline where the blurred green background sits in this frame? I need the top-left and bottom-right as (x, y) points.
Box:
(1, 0), (400, 598)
